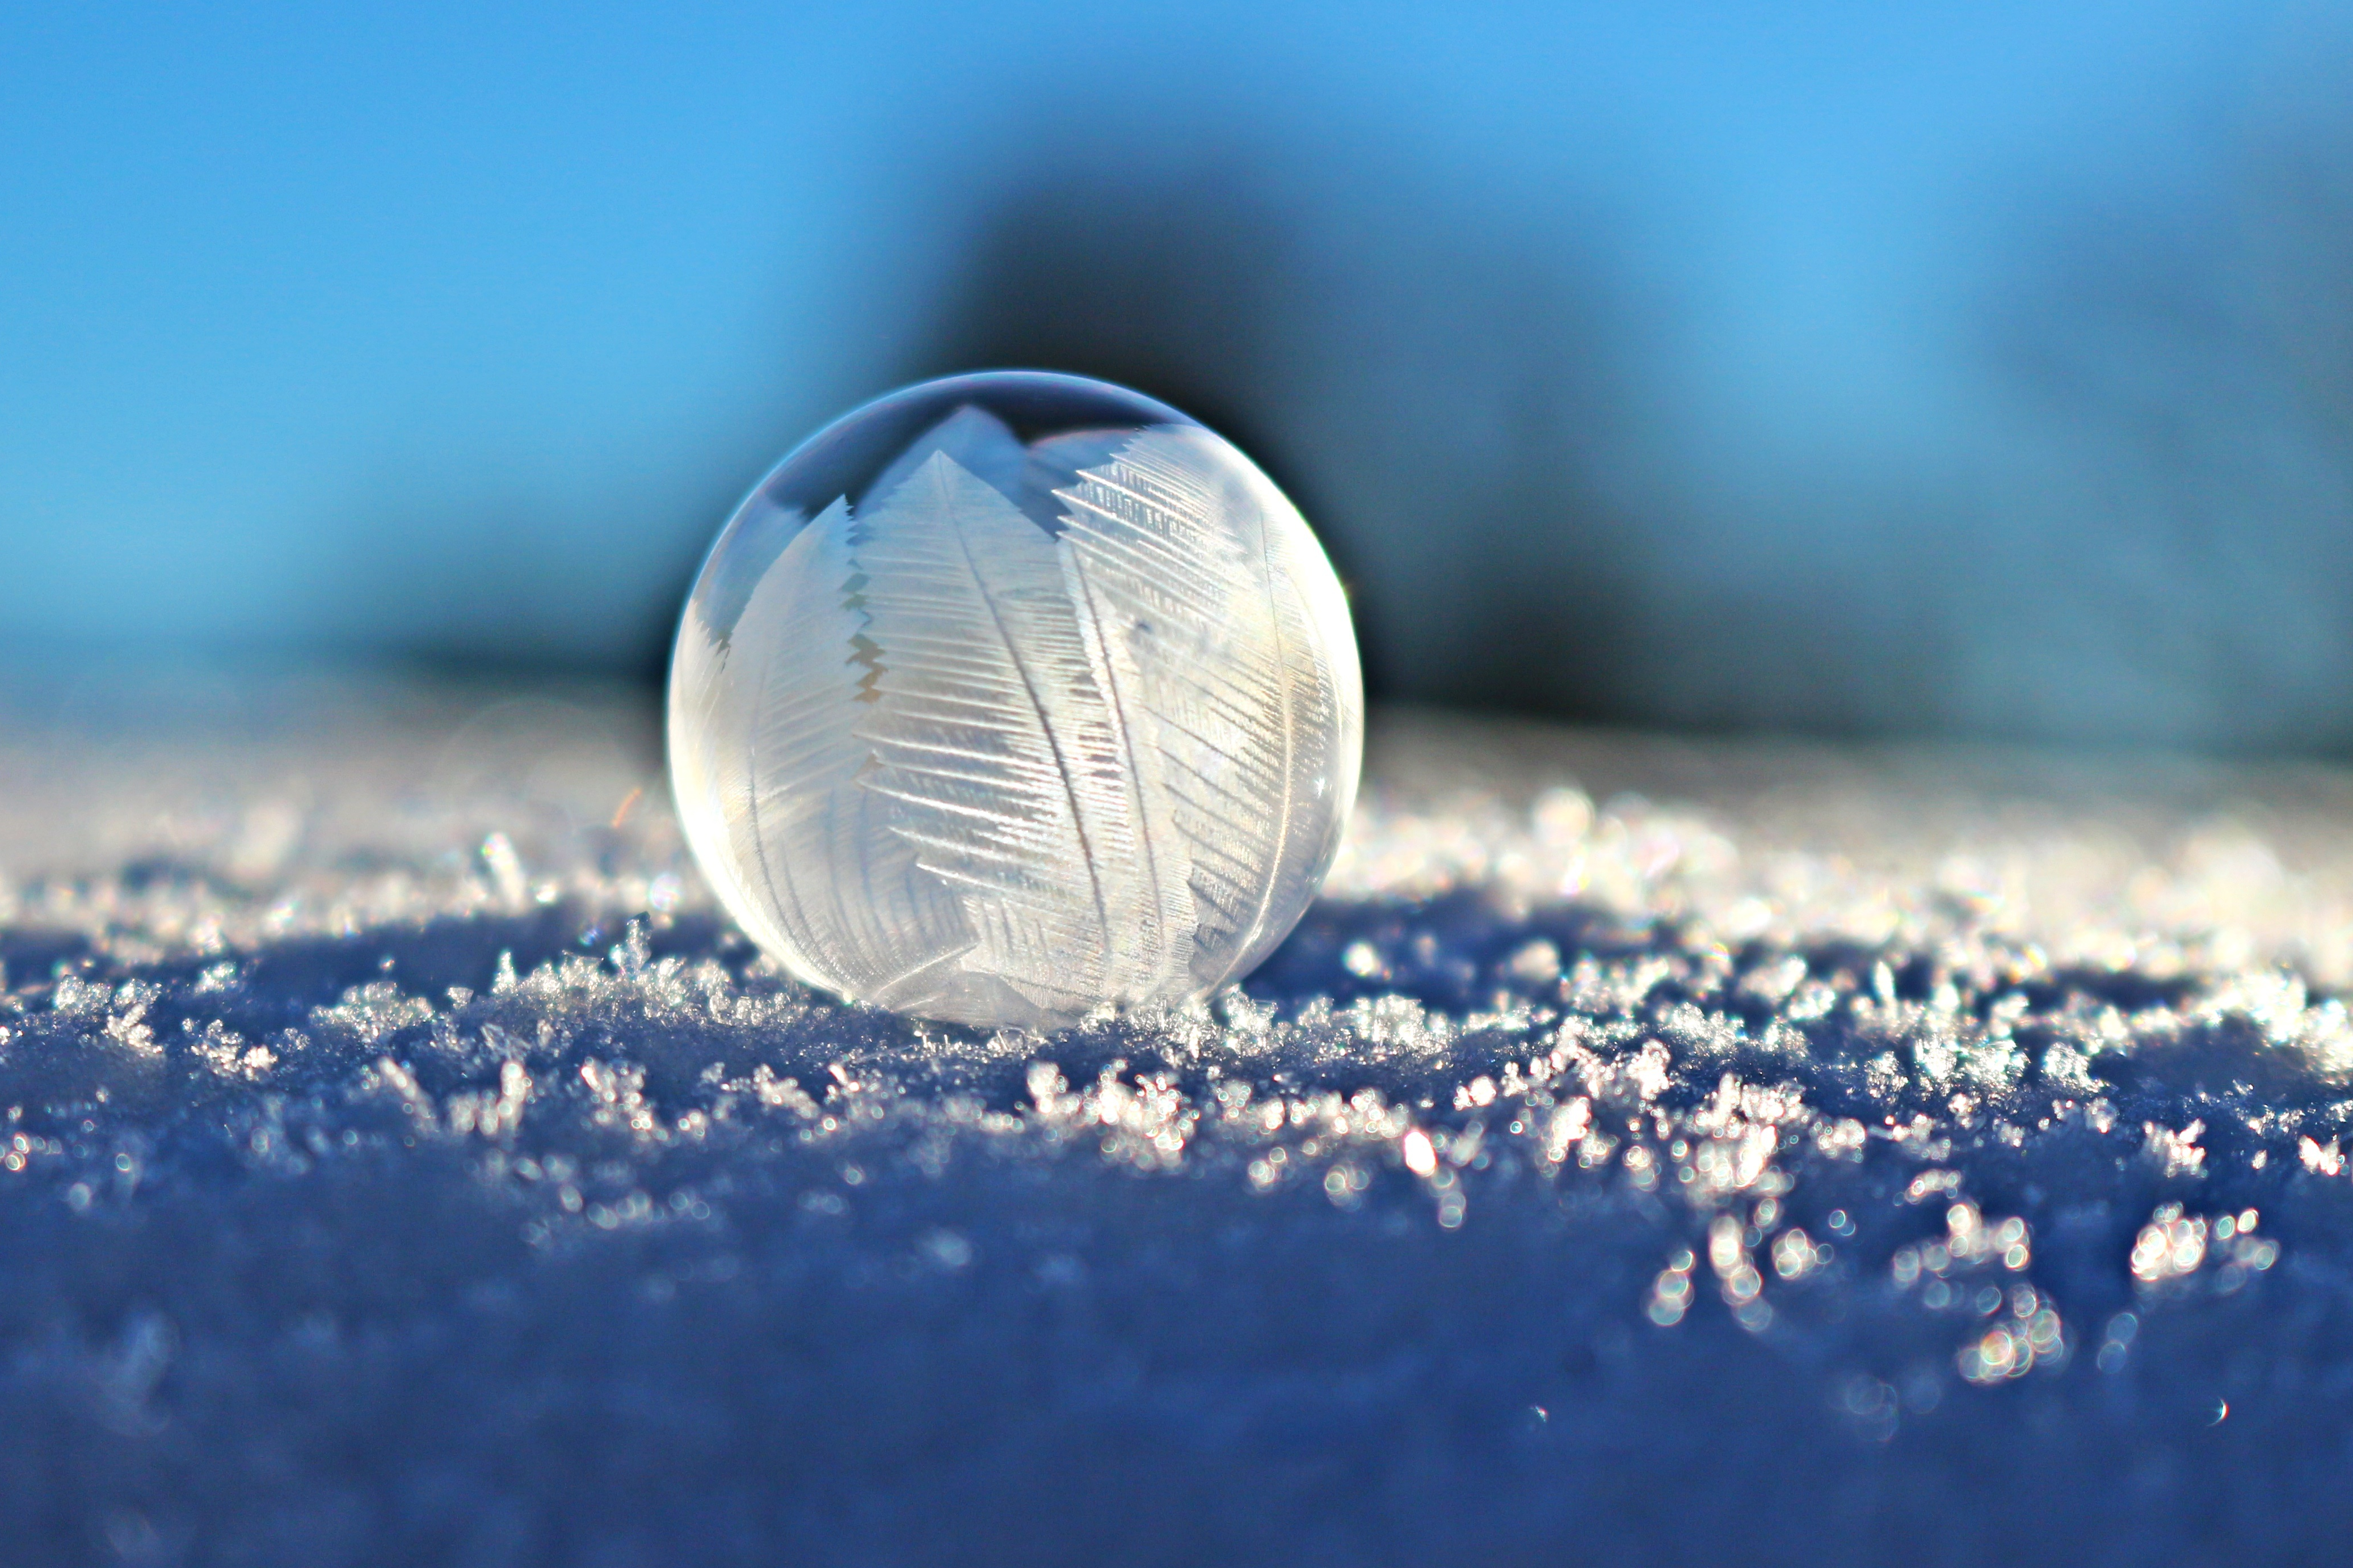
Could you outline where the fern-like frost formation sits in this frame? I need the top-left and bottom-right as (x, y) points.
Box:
(669, 397), (1362, 1027)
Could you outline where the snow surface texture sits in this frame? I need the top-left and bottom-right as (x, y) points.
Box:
(9, 672), (2353, 1565)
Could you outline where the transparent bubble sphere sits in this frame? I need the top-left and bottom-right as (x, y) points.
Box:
(668, 372), (1363, 1029)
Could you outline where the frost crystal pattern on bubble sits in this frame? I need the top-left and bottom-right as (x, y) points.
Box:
(668, 380), (1362, 1027)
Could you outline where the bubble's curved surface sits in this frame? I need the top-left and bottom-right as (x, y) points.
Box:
(668, 373), (1363, 1027)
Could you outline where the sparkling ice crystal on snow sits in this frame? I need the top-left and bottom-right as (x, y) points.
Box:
(668, 372), (1363, 1028)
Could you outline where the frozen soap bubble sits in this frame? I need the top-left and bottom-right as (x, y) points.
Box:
(668, 372), (1363, 1029)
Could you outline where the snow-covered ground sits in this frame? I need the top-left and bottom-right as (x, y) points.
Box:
(7, 672), (2353, 1564)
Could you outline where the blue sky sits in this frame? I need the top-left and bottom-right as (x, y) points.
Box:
(5, 2), (2345, 743)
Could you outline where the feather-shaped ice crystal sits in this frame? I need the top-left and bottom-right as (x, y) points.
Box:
(668, 373), (1362, 1027)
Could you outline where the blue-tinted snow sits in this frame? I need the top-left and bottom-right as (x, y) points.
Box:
(6, 674), (2353, 1565)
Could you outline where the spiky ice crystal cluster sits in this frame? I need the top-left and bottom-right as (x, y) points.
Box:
(668, 373), (1361, 1029)
(9, 676), (2353, 1560)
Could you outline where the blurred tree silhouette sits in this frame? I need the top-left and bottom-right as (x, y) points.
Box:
(907, 153), (1660, 723)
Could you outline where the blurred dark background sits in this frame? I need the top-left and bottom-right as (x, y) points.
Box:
(5, 0), (2352, 752)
